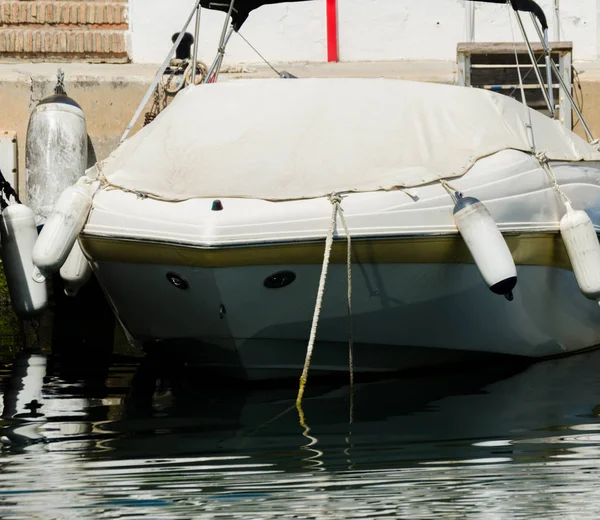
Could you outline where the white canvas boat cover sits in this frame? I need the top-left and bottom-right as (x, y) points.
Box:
(96, 78), (600, 201)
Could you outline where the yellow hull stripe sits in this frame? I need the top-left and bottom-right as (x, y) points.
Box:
(80, 233), (573, 270)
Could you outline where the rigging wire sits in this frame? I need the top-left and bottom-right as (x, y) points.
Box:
(508, 52), (545, 101)
(120, 0), (203, 142)
(236, 31), (282, 77)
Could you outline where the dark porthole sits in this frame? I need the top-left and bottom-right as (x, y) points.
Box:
(264, 270), (296, 289)
(166, 272), (189, 290)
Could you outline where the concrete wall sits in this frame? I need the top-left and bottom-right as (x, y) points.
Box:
(0, 63), (155, 195)
(129, 0), (599, 65)
(128, 0), (325, 65)
(1, 1), (597, 64)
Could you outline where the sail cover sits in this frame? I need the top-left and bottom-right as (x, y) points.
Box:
(200, 0), (311, 30)
(96, 78), (600, 202)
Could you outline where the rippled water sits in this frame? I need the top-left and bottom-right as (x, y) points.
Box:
(1, 347), (600, 519)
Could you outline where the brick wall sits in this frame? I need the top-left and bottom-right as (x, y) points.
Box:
(0, 0), (129, 62)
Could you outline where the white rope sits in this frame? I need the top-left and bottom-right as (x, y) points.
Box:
(535, 151), (572, 209)
(296, 194), (354, 420)
(296, 197), (338, 416)
(440, 179), (460, 203)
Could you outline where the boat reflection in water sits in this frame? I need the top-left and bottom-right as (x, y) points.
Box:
(1, 349), (600, 518)
(0, 352), (113, 453)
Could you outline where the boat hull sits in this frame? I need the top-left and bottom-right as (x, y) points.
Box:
(85, 240), (600, 380)
(79, 150), (600, 380)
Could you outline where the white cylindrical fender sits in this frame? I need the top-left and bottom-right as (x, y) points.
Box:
(59, 240), (92, 297)
(32, 180), (95, 277)
(453, 196), (518, 300)
(0, 204), (48, 318)
(26, 94), (88, 225)
(560, 206), (600, 302)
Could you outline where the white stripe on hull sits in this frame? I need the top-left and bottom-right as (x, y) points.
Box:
(94, 262), (600, 380)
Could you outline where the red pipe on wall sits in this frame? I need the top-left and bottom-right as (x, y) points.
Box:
(326, 0), (338, 62)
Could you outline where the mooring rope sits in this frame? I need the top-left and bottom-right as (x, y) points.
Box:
(296, 193), (354, 424)
(439, 179), (461, 203)
(535, 151), (573, 210)
(335, 198), (355, 422)
(296, 198), (338, 421)
(341, 195), (356, 459)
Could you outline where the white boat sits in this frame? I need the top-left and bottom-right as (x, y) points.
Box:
(33, 0), (600, 380)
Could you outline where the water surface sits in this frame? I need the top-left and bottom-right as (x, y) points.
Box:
(1, 348), (600, 519)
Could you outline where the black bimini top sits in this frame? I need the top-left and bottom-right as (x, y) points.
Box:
(200, 0), (311, 31)
(202, 0), (548, 33)
(465, 0), (548, 30)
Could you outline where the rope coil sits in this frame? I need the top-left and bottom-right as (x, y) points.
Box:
(163, 58), (208, 95)
(144, 59), (208, 127)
